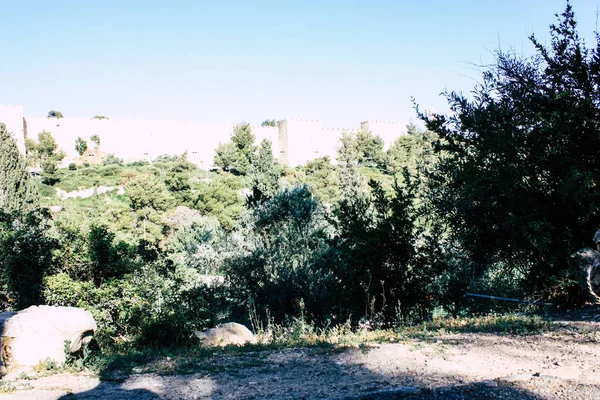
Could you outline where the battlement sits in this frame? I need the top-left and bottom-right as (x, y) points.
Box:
(361, 120), (403, 125)
(323, 128), (358, 131)
(0, 104), (24, 111)
(284, 118), (321, 123)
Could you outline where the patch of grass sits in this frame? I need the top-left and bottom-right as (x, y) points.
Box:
(0, 381), (16, 393)
(33, 358), (61, 373)
(17, 372), (34, 380)
(402, 314), (551, 338)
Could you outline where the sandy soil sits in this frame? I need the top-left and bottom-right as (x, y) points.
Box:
(1, 314), (599, 399)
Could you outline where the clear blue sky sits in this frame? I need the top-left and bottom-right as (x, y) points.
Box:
(1, 0), (598, 127)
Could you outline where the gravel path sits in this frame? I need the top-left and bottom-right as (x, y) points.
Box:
(1, 318), (598, 399)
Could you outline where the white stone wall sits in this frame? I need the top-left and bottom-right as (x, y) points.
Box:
(22, 117), (279, 168)
(361, 120), (407, 150)
(0, 105), (25, 153)
(0, 105), (406, 168)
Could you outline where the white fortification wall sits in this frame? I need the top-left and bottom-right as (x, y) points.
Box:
(0, 105), (407, 168)
(361, 121), (407, 150)
(23, 117), (279, 169)
(0, 105), (25, 153)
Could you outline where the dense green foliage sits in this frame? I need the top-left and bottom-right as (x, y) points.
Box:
(25, 131), (66, 185)
(0, 210), (56, 310)
(164, 152), (196, 205)
(420, 3), (600, 304)
(214, 123), (257, 174)
(246, 139), (281, 205)
(47, 110), (63, 119)
(0, 2), (595, 358)
(261, 119), (277, 127)
(75, 137), (88, 156)
(355, 129), (386, 168)
(194, 173), (244, 230)
(0, 124), (37, 214)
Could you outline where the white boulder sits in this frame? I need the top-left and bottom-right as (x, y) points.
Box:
(195, 322), (255, 347)
(0, 305), (97, 370)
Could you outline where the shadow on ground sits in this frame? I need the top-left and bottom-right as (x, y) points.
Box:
(59, 383), (160, 399)
(50, 306), (600, 399)
(55, 347), (552, 400)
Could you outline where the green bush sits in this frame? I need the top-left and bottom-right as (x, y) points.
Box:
(226, 185), (335, 324)
(78, 167), (97, 176)
(0, 210), (57, 309)
(101, 154), (124, 167)
(99, 164), (123, 177)
(152, 161), (171, 171)
(127, 160), (149, 167)
(194, 174), (243, 230)
(154, 154), (178, 163)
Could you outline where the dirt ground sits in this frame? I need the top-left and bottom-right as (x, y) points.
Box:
(1, 310), (599, 399)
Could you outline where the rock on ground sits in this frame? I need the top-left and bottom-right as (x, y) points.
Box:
(195, 322), (255, 347)
(0, 305), (97, 370)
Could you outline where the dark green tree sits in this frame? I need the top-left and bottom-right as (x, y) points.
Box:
(213, 123), (257, 174)
(302, 156), (340, 203)
(386, 123), (438, 177)
(26, 131), (66, 185)
(247, 139), (281, 206)
(226, 185), (334, 323)
(88, 224), (133, 286)
(127, 174), (174, 244)
(194, 174), (244, 230)
(0, 123), (37, 214)
(213, 142), (238, 172)
(47, 110), (63, 119)
(261, 119), (277, 127)
(419, 2), (600, 303)
(355, 129), (386, 168)
(0, 210), (57, 309)
(75, 136), (88, 156)
(231, 123), (256, 174)
(165, 152), (196, 205)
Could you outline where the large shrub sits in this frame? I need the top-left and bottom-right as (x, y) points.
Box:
(225, 185), (335, 324)
(420, 3), (600, 303)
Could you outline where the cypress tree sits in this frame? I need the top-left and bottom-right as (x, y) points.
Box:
(0, 123), (37, 214)
(246, 139), (281, 206)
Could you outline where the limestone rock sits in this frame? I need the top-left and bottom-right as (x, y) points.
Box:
(195, 322), (255, 347)
(0, 305), (97, 370)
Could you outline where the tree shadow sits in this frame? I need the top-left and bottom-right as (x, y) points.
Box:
(59, 383), (160, 399)
(50, 342), (590, 400)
